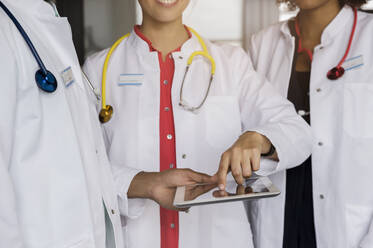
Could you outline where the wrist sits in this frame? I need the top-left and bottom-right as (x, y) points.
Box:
(148, 172), (163, 201)
(242, 131), (270, 153)
(255, 132), (271, 154)
(261, 143), (276, 157)
(128, 171), (159, 199)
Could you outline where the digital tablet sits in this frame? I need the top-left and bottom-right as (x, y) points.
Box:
(173, 176), (280, 208)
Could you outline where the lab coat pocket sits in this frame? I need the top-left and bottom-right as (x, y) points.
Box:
(345, 204), (373, 247)
(343, 83), (373, 138)
(204, 96), (242, 149)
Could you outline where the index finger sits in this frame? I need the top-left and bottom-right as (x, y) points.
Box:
(217, 153), (230, 190)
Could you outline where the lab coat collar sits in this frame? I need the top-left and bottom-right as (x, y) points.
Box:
(3, 0), (55, 17)
(280, 5), (354, 44)
(177, 32), (202, 57)
(128, 26), (206, 61)
(320, 5), (354, 45)
(280, 20), (293, 39)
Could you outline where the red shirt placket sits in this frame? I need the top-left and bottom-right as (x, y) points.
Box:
(158, 52), (179, 248)
(134, 26), (180, 248)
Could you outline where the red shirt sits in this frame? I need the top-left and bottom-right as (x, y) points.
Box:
(134, 26), (191, 248)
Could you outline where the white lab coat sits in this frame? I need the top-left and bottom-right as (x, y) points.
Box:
(248, 6), (373, 248)
(0, 1), (127, 247)
(83, 28), (313, 248)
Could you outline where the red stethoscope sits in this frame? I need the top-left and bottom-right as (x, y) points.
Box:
(295, 7), (358, 80)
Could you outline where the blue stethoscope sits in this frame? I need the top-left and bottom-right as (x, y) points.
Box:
(0, 1), (58, 93)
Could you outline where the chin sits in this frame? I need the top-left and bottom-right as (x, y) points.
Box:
(151, 14), (180, 23)
(149, 8), (183, 23)
(295, 0), (331, 10)
(140, 0), (189, 23)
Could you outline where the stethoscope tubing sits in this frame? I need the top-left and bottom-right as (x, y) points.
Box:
(98, 28), (216, 123)
(336, 7), (358, 69)
(0, 1), (48, 76)
(0, 0), (100, 96)
(295, 6), (358, 80)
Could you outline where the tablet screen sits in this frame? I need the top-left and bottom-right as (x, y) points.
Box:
(183, 178), (269, 202)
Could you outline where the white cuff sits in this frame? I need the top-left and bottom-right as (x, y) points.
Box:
(113, 166), (147, 219)
(246, 124), (312, 175)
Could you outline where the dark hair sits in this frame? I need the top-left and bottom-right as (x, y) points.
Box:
(278, 0), (367, 8)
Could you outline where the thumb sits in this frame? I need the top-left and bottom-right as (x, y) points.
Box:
(187, 169), (214, 184)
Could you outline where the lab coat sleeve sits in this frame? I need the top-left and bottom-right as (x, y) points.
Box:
(109, 161), (147, 219)
(232, 47), (313, 175)
(0, 24), (24, 248)
(360, 218), (373, 248)
(247, 34), (259, 69)
(83, 57), (147, 220)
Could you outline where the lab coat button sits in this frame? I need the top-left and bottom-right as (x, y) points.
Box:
(316, 88), (322, 92)
(111, 209), (115, 214)
(320, 194), (325, 199)
(179, 56), (183, 59)
(298, 110), (306, 116)
(163, 80), (168, 85)
(165, 107), (170, 112)
(318, 142), (324, 146)
(167, 134), (173, 140)
(182, 154), (187, 159)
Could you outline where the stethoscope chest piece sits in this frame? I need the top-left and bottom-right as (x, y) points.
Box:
(327, 66), (345, 80)
(99, 105), (113, 123)
(35, 69), (58, 93)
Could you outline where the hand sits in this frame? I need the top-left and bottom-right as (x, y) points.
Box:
(128, 169), (216, 211)
(184, 183), (218, 201)
(216, 131), (275, 190)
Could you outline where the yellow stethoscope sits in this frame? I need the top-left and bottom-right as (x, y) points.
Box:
(99, 27), (216, 123)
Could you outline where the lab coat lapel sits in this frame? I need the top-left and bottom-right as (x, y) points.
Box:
(271, 22), (295, 96)
(320, 6), (353, 46)
(128, 31), (161, 172)
(171, 34), (211, 170)
(10, 0), (100, 197)
(172, 52), (194, 170)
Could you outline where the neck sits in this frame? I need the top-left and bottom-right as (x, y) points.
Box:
(297, 1), (342, 47)
(140, 14), (189, 60)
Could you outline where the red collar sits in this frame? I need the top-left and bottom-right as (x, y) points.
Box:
(134, 25), (192, 53)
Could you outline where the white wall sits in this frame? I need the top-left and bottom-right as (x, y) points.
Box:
(243, 0), (279, 50)
(84, 0), (136, 57)
(183, 0), (243, 43)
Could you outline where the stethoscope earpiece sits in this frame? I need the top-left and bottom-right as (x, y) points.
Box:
(35, 69), (58, 93)
(327, 66), (345, 80)
(99, 105), (114, 123)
